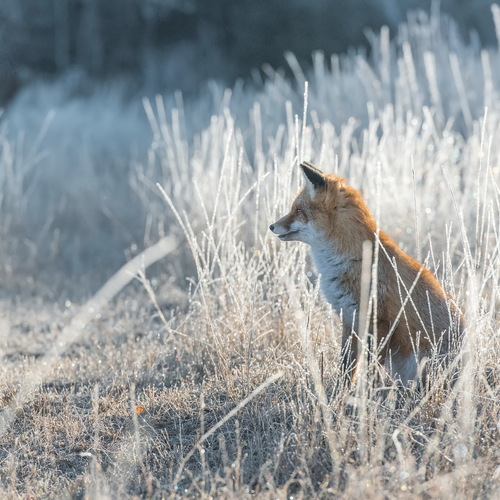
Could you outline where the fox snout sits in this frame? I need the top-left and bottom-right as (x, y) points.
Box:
(270, 213), (305, 242)
(269, 220), (287, 237)
(269, 216), (289, 236)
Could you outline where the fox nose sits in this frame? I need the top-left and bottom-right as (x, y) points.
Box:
(269, 224), (275, 231)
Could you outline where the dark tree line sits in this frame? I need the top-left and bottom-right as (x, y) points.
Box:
(0, 0), (496, 104)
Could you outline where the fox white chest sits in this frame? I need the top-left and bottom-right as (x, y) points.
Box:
(310, 244), (359, 328)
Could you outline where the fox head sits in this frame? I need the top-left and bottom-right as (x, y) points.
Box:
(269, 162), (376, 251)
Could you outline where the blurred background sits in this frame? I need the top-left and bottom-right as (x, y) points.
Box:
(0, 0), (497, 104)
(0, 0), (498, 297)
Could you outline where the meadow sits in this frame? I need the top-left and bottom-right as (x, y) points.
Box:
(0, 8), (499, 498)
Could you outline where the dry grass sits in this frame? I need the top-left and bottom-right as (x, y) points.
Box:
(1, 9), (500, 499)
(0, 275), (499, 498)
(1, 191), (499, 498)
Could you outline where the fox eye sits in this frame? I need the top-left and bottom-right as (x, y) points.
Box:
(296, 208), (302, 214)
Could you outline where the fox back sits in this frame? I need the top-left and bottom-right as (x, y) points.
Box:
(270, 162), (463, 385)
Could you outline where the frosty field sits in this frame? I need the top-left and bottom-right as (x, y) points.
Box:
(0, 9), (500, 499)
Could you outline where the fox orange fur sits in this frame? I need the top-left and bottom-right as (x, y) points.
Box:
(270, 162), (463, 385)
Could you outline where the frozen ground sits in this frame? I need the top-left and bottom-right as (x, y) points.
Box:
(0, 8), (499, 499)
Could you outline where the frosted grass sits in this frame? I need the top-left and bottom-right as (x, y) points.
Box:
(1, 8), (499, 289)
(0, 7), (499, 497)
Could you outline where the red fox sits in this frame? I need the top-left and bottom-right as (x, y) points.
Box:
(270, 162), (463, 386)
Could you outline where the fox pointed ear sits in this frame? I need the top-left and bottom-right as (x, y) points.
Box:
(301, 162), (327, 194)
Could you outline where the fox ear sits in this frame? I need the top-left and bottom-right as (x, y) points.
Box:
(301, 162), (326, 194)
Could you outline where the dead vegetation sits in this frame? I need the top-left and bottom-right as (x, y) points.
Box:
(2, 9), (500, 499)
(0, 258), (499, 499)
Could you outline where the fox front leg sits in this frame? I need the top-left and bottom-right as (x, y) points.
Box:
(340, 325), (359, 387)
(344, 321), (390, 388)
